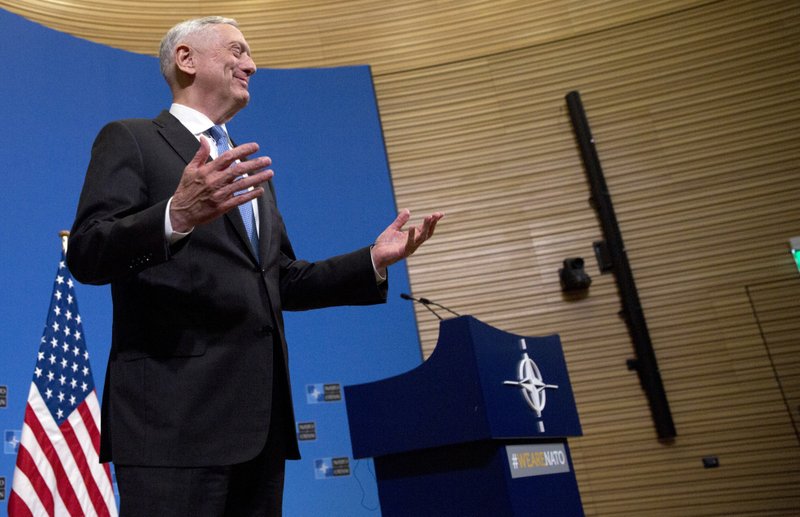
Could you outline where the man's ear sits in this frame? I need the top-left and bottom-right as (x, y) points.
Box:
(175, 44), (195, 76)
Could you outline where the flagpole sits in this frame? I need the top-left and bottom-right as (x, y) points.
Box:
(60, 230), (70, 255)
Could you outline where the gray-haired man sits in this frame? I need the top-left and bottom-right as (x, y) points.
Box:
(69, 16), (442, 515)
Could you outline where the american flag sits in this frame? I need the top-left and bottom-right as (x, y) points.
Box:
(8, 244), (117, 516)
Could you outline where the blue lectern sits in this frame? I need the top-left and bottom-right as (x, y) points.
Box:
(345, 316), (584, 516)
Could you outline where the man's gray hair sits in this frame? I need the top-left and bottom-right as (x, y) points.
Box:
(159, 16), (238, 80)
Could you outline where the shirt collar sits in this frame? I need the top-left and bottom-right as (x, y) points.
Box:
(169, 103), (228, 137)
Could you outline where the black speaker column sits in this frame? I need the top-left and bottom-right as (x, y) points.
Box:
(566, 90), (677, 440)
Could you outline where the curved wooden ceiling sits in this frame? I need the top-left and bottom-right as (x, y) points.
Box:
(1, 0), (707, 74)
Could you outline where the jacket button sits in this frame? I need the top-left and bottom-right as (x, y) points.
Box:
(256, 325), (273, 337)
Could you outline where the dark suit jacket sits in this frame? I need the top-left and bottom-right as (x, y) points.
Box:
(68, 110), (386, 467)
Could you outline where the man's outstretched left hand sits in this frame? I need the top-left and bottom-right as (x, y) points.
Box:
(371, 209), (445, 275)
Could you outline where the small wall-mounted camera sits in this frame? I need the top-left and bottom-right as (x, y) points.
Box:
(559, 257), (592, 292)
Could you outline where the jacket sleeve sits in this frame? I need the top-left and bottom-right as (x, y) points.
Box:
(67, 121), (176, 285)
(279, 246), (388, 311)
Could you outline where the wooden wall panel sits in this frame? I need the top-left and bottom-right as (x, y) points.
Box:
(748, 281), (800, 443)
(376, 0), (800, 514)
(3, 0), (799, 514)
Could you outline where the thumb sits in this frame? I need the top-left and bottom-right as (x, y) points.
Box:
(389, 208), (411, 231)
(189, 137), (211, 168)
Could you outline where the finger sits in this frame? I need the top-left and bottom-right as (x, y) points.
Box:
(208, 156), (271, 192)
(241, 168), (274, 185)
(224, 169), (274, 196)
(423, 212), (444, 239)
(189, 137), (212, 168)
(408, 213), (442, 248)
(411, 216), (433, 244)
(405, 226), (417, 255)
(213, 142), (261, 170)
(235, 155), (273, 175)
(426, 217), (440, 240)
(425, 213), (444, 238)
(389, 209), (411, 231)
(418, 216), (434, 242)
(224, 157), (272, 181)
(220, 186), (265, 212)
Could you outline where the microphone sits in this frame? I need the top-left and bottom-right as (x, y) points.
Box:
(400, 293), (461, 319)
(400, 293), (442, 320)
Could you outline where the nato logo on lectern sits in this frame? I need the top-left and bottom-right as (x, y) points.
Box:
(504, 338), (559, 432)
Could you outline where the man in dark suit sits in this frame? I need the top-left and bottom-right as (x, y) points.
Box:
(68, 15), (442, 516)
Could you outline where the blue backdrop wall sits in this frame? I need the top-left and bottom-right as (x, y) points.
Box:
(0, 9), (423, 515)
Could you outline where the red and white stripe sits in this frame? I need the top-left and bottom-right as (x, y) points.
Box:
(9, 384), (117, 517)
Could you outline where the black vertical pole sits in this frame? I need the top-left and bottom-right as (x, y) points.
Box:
(566, 90), (676, 440)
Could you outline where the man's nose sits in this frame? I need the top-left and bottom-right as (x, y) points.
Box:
(242, 55), (256, 76)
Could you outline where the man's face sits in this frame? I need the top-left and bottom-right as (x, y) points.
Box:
(190, 23), (256, 118)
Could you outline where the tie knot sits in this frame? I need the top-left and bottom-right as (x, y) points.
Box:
(208, 124), (227, 144)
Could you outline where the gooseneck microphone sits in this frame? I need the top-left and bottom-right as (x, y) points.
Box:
(400, 293), (442, 320)
(400, 293), (461, 320)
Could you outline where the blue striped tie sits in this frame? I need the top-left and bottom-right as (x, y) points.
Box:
(208, 125), (260, 259)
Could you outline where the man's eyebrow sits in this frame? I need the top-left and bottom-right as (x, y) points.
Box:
(229, 41), (251, 54)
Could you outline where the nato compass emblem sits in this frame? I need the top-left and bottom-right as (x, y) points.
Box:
(504, 338), (558, 432)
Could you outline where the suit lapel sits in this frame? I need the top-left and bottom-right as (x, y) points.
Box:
(256, 182), (275, 264)
(154, 110), (200, 165)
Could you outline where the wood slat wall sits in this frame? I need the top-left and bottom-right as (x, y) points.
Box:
(378, 1), (800, 514)
(4, 0), (798, 514)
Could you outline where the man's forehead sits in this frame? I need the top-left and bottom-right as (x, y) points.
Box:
(214, 23), (248, 45)
(186, 23), (248, 49)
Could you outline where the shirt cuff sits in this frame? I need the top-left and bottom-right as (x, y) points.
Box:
(370, 246), (387, 284)
(165, 197), (193, 244)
